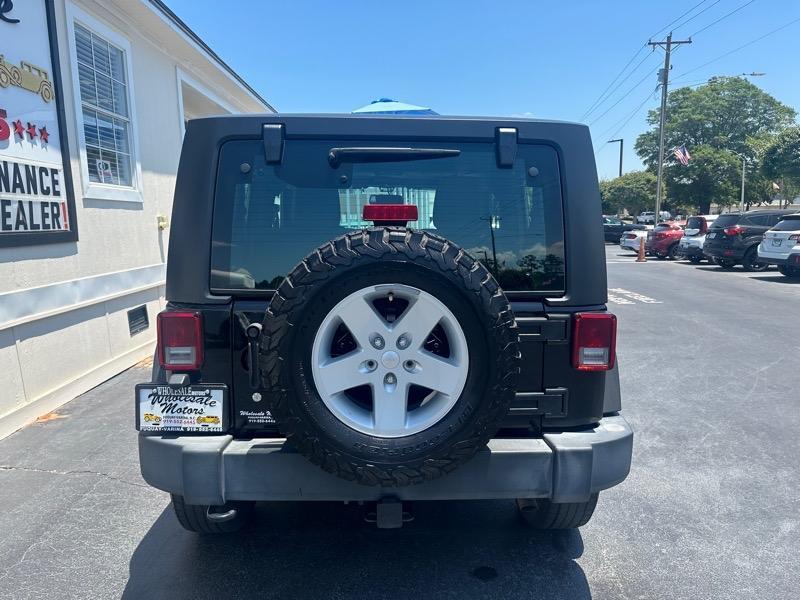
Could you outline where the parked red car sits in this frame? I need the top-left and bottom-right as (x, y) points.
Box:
(646, 221), (685, 260)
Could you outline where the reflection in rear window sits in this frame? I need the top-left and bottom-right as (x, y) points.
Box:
(710, 214), (740, 228)
(686, 216), (705, 230)
(210, 139), (566, 293)
(772, 216), (800, 231)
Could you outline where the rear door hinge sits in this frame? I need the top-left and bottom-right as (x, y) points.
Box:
(495, 127), (517, 167)
(262, 123), (284, 163)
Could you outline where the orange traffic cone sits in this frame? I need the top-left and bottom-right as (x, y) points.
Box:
(636, 237), (647, 262)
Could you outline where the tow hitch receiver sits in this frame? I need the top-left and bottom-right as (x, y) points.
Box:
(364, 497), (414, 529)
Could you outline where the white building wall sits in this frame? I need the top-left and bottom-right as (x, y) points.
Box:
(0, 0), (271, 437)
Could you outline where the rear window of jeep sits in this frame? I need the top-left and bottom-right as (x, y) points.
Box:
(210, 139), (565, 293)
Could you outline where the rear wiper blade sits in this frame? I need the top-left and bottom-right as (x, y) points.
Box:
(328, 147), (460, 168)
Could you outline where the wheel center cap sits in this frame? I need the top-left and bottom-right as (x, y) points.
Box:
(381, 351), (400, 369)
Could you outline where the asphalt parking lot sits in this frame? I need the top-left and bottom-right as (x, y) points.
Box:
(1, 244), (798, 600)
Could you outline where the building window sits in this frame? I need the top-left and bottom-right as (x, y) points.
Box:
(74, 23), (133, 187)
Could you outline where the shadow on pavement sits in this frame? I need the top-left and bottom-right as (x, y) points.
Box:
(123, 500), (591, 600)
(690, 265), (739, 272)
(749, 275), (800, 284)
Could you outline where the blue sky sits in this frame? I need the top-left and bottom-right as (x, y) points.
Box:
(164, 0), (800, 180)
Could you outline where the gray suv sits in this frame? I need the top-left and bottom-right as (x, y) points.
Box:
(136, 115), (633, 532)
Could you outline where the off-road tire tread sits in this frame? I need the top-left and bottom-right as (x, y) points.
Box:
(171, 494), (253, 534)
(259, 227), (520, 487)
(516, 493), (599, 529)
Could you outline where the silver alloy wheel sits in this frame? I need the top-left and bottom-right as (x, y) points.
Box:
(310, 284), (469, 438)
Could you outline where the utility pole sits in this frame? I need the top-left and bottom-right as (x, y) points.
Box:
(609, 138), (624, 178)
(648, 32), (691, 223)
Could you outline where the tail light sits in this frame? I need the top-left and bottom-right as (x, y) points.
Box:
(625, 233), (637, 239)
(157, 311), (203, 370)
(363, 204), (418, 225)
(789, 234), (800, 241)
(724, 225), (745, 236)
(572, 313), (617, 371)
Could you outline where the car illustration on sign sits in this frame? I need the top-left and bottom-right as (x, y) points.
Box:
(143, 413), (162, 424)
(0, 55), (54, 103)
(196, 415), (221, 426)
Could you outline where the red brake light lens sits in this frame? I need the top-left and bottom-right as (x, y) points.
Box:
(724, 225), (745, 236)
(788, 234), (800, 241)
(157, 311), (203, 370)
(362, 204), (418, 224)
(572, 313), (617, 371)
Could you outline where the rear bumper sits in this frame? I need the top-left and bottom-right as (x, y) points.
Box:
(757, 246), (794, 266)
(138, 415), (633, 505)
(703, 243), (745, 260)
(677, 245), (703, 258)
(757, 254), (787, 266)
(620, 238), (642, 252)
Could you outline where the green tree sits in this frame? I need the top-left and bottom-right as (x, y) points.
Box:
(761, 127), (800, 203)
(635, 77), (796, 213)
(599, 170), (656, 215)
(636, 77), (796, 166)
(664, 145), (740, 213)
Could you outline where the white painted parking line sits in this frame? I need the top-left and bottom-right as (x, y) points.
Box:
(608, 288), (662, 304)
(608, 295), (635, 305)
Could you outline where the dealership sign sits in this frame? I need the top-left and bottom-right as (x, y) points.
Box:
(0, 0), (77, 246)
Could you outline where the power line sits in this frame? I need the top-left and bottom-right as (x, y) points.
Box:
(582, 51), (656, 121)
(671, 0), (723, 33)
(580, 45), (647, 121)
(588, 65), (661, 126)
(581, 51), (653, 122)
(673, 15), (800, 81)
(689, 0), (756, 37)
(581, 2), (710, 123)
(649, 0), (712, 39)
(597, 87), (660, 143)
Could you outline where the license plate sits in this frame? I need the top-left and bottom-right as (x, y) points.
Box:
(136, 384), (226, 432)
(772, 239), (782, 246)
(707, 232), (716, 239)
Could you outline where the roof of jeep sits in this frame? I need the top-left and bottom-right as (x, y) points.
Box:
(190, 112), (582, 125)
(184, 113), (589, 142)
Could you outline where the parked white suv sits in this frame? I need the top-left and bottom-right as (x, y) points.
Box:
(758, 213), (800, 278)
(678, 214), (718, 263)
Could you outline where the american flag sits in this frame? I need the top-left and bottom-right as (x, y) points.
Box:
(673, 144), (691, 166)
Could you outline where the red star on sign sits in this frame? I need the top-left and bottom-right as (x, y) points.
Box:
(26, 122), (37, 140)
(39, 126), (49, 144)
(12, 119), (25, 138)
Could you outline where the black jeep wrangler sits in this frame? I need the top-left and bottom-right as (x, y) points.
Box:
(136, 115), (632, 532)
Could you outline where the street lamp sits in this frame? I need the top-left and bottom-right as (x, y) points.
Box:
(608, 139), (623, 178)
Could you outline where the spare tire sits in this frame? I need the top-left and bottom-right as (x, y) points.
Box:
(259, 227), (520, 487)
